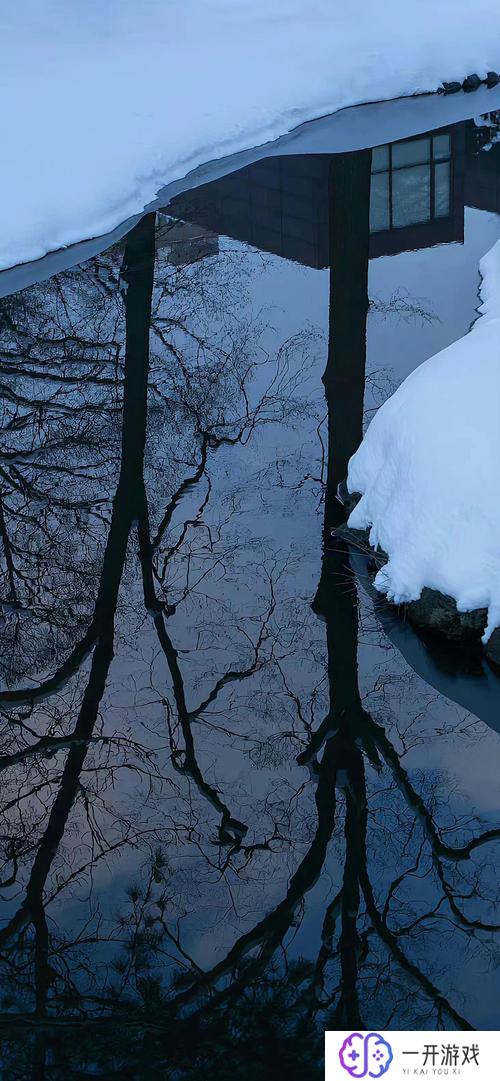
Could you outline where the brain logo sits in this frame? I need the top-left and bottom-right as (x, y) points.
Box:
(339, 1033), (393, 1078)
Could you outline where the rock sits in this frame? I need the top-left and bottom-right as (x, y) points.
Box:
(336, 480), (361, 518)
(335, 500), (488, 645)
(404, 588), (487, 641)
(486, 628), (500, 670)
(487, 71), (500, 87)
(442, 79), (462, 94)
(462, 73), (481, 92)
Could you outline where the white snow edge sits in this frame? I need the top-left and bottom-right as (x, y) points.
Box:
(1, 0), (500, 272)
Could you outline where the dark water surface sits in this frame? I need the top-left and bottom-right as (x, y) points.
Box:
(1, 108), (500, 1078)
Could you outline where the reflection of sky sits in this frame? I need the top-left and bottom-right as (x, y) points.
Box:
(240, 204), (500, 404)
(3, 198), (500, 1029)
(179, 208), (500, 1022)
(367, 206), (500, 394)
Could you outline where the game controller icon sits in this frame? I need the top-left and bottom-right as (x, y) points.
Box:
(339, 1032), (393, 1077)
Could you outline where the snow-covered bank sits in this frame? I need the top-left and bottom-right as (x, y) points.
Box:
(347, 237), (500, 644)
(1, 0), (500, 272)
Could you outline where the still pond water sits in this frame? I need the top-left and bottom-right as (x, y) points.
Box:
(1, 105), (500, 1078)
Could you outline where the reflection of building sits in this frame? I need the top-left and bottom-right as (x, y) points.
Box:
(155, 215), (219, 265)
(165, 125), (467, 268)
(162, 157), (332, 268)
(369, 128), (465, 257)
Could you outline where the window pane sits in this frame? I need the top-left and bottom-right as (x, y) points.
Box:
(434, 160), (451, 217)
(392, 137), (431, 167)
(392, 164), (431, 227)
(370, 172), (390, 232)
(371, 144), (389, 172)
(433, 133), (451, 160)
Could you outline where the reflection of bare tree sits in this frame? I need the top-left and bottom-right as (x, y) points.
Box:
(0, 189), (500, 1079)
(161, 539), (495, 1036)
(323, 151), (371, 531)
(0, 215), (156, 1081)
(0, 208), (319, 1074)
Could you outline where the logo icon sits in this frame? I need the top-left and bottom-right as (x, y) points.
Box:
(339, 1032), (393, 1078)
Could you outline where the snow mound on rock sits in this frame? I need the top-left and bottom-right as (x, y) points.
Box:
(347, 237), (500, 643)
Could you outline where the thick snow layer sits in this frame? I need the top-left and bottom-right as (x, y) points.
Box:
(1, 0), (500, 272)
(348, 237), (500, 643)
